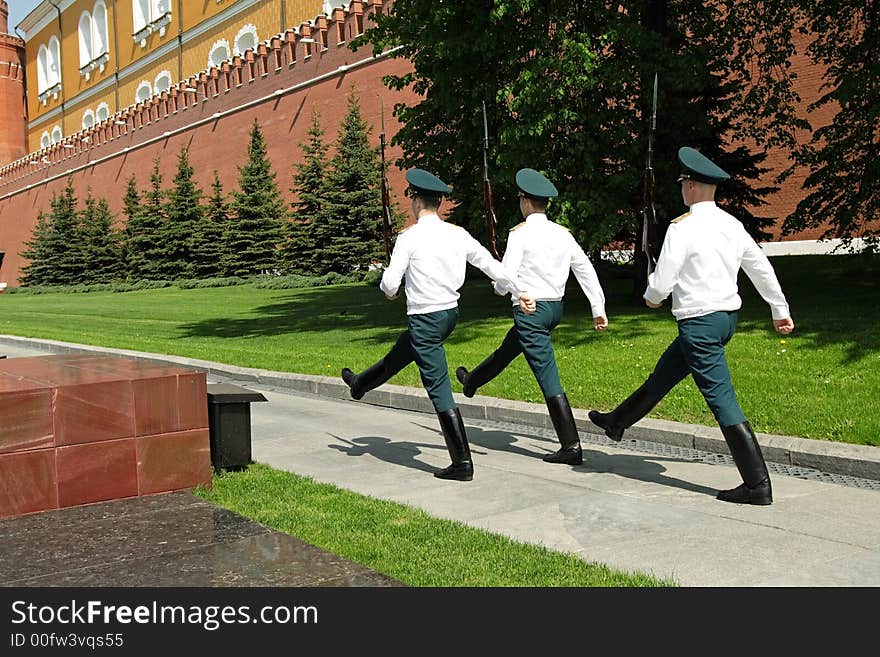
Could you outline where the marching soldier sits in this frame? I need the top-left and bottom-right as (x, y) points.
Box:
(456, 168), (608, 466)
(341, 169), (528, 482)
(589, 147), (795, 505)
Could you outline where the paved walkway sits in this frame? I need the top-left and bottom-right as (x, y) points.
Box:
(2, 337), (879, 586)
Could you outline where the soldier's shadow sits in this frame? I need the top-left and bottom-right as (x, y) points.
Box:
(327, 433), (488, 475)
(581, 448), (720, 497)
(451, 422), (718, 498)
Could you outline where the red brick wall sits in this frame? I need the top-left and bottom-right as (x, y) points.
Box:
(0, 2), (846, 285)
(0, 2), (418, 286)
(743, 29), (837, 242)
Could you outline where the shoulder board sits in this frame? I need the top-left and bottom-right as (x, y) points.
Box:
(510, 222), (526, 232)
(670, 211), (691, 224)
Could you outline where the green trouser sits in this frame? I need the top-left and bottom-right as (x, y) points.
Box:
(474, 300), (565, 398)
(381, 308), (459, 413)
(644, 310), (747, 427)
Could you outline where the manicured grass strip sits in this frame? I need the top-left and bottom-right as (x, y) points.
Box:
(1, 255), (877, 444)
(195, 463), (672, 587)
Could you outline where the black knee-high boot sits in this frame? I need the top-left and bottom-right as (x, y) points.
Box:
(455, 351), (509, 398)
(341, 360), (390, 400)
(717, 421), (773, 505)
(433, 407), (473, 481)
(543, 394), (583, 465)
(588, 383), (661, 441)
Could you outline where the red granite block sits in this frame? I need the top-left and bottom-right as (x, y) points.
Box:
(137, 429), (212, 495)
(177, 373), (209, 431)
(54, 380), (136, 446)
(56, 438), (138, 508)
(0, 449), (58, 518)
(133, 375), (179, 436)
(0, 387), (54, 454)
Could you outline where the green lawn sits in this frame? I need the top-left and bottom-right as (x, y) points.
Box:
(196, 463), (671, 587)
(1, 254), (877, 445)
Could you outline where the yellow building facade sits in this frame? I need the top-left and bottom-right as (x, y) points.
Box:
(19, 0), (324, 153)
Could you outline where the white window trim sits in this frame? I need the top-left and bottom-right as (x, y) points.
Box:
(51, 126), (63, 145)
(233, 24), (258, 56)
(96, 102), (110, 122)
(154, 69), (172, 93)
(92, 1), (110, 66)
(82, 109), (96, 130)
(38, 38), (61, 104)
(78, 12), (93, 69)
(135, 80), (153, 103)
(132, 0), (173, 47)
(208, 39), (231, 69)
(40, 132), (51, 149)
(37, 44), (49, 93)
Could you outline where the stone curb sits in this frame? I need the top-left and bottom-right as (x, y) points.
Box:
(3, 334), (878, 482)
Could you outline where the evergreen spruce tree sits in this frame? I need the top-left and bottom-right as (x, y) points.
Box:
(120, 175), (141, 278)
(317, 90), (386, 274)
(161, 146), (204, 279)
(190, 171), (230, 278)
(37, 180), (86, 285)
(124, 160), (167, 280)
(284, 110), (328, 275)
(18, 210), (53, 286)
(225, 119), (285, 276)
(80, 192), (124, 283)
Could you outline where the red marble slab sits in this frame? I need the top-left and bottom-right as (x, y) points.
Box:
(177, 373), (209, 431)
(133, 375), (179, 436)
(0, 388), (54, 454)
(54, 380), (136, 446)
(0, 449), (58, 518)
(56, 438), (138, 508)
(66, 357), (193, 380)
(137, 429), (212, 495)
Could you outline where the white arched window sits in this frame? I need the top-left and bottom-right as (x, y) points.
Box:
(96, 102), (110, 122)
(135, 80), (152, 103)
(154, 70), (172, 93)
(37, 45), (49, 93)
(234, 25), (258, 56)
(132, 0), (149, 33)
(51, 126), (63, 144)
(133, 0), (172, 44)
(40, 132), (51, 149)
(82, 110), (96, 130)
(208, 40), (230, 68)
(79, 12), (93, 68)
(47, 36), (61, 87)
(93, 2), (109, 57)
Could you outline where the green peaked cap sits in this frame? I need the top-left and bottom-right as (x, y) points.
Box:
(515, 168), (558, 199)
(406, 168), (452, 195)
(678, 147), (730, 184)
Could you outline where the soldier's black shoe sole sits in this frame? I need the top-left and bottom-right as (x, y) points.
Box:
(588, 410), (623, 441)
(716, 482), (773, 505)
(433, 462), (474, 481)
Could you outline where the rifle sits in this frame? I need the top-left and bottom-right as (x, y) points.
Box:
(379, 98), (393, 261)
(481, 101), (501, 260)
(641, 73), (660, 276)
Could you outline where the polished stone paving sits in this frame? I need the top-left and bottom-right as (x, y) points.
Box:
(0, 491), (401, 587)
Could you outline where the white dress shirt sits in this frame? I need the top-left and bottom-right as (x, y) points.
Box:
(380, 214), (521, 315)
(644, 201), (790, 320)
(493, 213), (606, 319)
